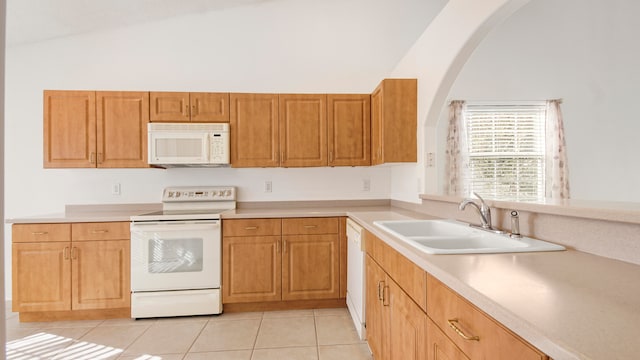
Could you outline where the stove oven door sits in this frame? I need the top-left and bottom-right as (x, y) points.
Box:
(130, 220), (220, 292)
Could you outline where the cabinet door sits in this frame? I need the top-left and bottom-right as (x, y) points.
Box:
(282, 234), (339, 300)
(371, 86), (383, 165)
(426, 318), (471, 360)
(12, 242), (72, 312)
(370, 79), (417, 165)
(327, 94), (370, 166)
(96, 91), (149, 168)
(365, 255), (388, 360)
(191, 92), (230, 122)
(150, 92), (190, 122)
(388, 280), (427, 360)
(279, 94), (327, 167)
(230, 93), (279, 167)
(43, 90), (96, 168)
(223, 236), (282, 303)
(72, 240), (131, 310)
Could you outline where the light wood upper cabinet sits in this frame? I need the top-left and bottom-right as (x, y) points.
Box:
(150, 92), (229, 122)
(230, 93), (280, 167)
(44, 90), (96, 168)
(371, 79), (417, 165)
(327, 94), (371, 166)
(12, 222), (131, 314)
(96, 91), (149, 168)
(44, 90), (149, 168)
(279, 94), (327, 167)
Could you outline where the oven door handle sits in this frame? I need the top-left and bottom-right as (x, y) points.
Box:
(130, 221), (219, 232)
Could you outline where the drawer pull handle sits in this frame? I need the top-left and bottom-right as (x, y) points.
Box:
(382, 285), (390, 307)
(304, 225), (317, 229)
(244, 226), (258, 230)
(32, 231), (49, 235)
(276, 240), (280, 253)
(447, 319), (480, 341)
(71, 247), (78, 260)
(377, 281), (384, 301)
(63, 246), (70, 260)
(91, 230), (109, 234)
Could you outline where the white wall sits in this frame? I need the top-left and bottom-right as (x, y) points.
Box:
(4, 0), (446, 299)
(388, 0), (529, 203)
(436, 0), (640, 202)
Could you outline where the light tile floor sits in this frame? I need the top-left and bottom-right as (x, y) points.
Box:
(5, 305), (372, 360)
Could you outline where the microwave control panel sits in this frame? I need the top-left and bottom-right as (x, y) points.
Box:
(210, 132), (230, 164)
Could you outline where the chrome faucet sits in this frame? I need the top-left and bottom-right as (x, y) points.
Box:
(459, 192), (497, 231)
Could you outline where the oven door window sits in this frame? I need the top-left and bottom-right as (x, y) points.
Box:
(148, 237), (203, 273)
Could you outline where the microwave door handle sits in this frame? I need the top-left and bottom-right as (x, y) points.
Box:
(206, 133), (212, 163)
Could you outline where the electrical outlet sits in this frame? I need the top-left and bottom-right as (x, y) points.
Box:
(264, 181), (272, 193)
(111, 183), (121, 196)
(426, 152), (435, 167)
(362, 179), (371, 192)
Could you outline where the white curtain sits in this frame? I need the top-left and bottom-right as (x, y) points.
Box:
(545, 99), (570, 199)
(445, 100), (469, 196)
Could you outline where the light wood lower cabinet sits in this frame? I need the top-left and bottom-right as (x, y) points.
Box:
(12, 222), (131, 317)
(223, 217), (342, 305)
(365, 232), (427, 360)
(426, 318), (471, 360)
(426, 274), (548, 360)
(364, 229), (549, 360)
(223, 235), (282, 303)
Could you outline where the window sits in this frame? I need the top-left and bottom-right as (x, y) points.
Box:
(464, 102), (546, 202)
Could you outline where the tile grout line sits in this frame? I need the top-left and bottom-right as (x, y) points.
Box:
(314, 312), (321, 360)
(181, 316), (211, 359)
(249, 312), (266, 359)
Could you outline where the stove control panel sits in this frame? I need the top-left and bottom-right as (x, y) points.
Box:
(162, 186), (236, 202)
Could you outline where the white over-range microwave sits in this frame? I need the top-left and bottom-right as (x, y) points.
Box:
(148, 123), (230, 166)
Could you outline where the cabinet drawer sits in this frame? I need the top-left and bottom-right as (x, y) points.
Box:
(282, 217), (338, 235)
(223, 218), (282, 237)
(13, 223), (71, 243)
(72, 222), (130, 241)
(364, 230), (426, 311)
(426, 274), (547, 360)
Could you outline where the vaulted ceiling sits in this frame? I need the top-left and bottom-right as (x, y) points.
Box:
(7, 0), (275, 46)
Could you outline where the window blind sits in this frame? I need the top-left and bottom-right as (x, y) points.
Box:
(464, 103), (546, 202)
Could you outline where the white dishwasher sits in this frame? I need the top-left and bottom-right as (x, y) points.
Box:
(346, 218), (366, 340)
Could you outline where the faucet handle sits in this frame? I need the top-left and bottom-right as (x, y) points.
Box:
(472, 192), (484, 202)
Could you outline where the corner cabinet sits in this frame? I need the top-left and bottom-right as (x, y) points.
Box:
(364, 228), (549, 360)
(371, 78), (417, 165)
(44, 90), (149, 168)
(150, 92), (229, 122)
(222, 217), (345, 310)
(12, 222), (131, 321)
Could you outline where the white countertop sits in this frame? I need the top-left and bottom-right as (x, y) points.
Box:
(7, 203), (639, 359)
(347, 210), (640, 360)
